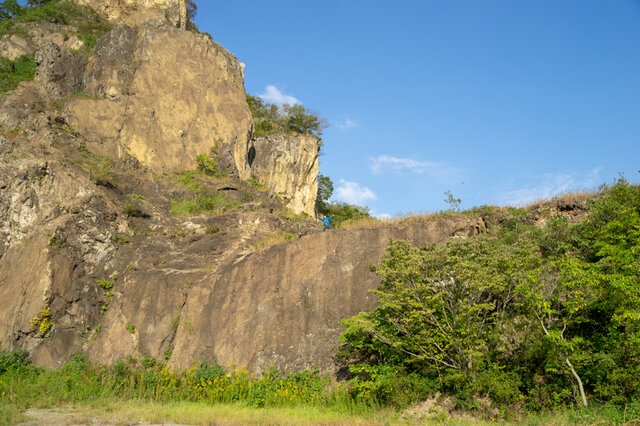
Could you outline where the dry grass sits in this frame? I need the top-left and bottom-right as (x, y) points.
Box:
(278, 208), (310, 222)
(520, 189), (598, 211)
(20, 401), (402, 426)
(251, 231), (297, 251)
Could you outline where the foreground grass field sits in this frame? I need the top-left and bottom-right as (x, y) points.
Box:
(2, 400), (400, 425)
(1, 350), (639, 424)
(5, 399), (640, 425)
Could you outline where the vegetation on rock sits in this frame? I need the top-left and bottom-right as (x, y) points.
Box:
(247, 94), (328, 138)
(0, 54), (35, 93)
(338, 178), (640, 417)
(0, 0), (111, 53)
(316, 174), (371, 226)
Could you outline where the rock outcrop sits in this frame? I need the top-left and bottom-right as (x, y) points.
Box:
(74, 0), (181, 27)
(244, 134), (321, 216)
(35, 42), (88, 97)
(44, 22), (255, 175)
(0, 35), (36, 61)
(170, 217), (486, 374)
(0, 1), (491, 376)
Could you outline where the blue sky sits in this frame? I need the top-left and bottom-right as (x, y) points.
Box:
(196, 0), (640, 218)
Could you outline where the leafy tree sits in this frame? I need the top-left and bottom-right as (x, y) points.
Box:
(0, 0), (21, 20)
(346, 236), (542, 375)
(443, 189), (461, 212)
(318, 201), (370, 226)
(246, 94), (328, 138)
(0, 54), (36, 93)
(284, 104), (328, 136)
(27, 0), (54, 6)
(339, 179), (640, 410)
(316, 174), (333, 212)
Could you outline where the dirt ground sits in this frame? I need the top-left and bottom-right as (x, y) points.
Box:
(21, 408), (191, 426)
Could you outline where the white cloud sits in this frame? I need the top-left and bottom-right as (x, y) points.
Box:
(259, 85), (300, 106)
(333, 180), (377, 205)
(335, 119), (357, 129)
(369, 155), (462, 180)
(496, 167), (602, 206)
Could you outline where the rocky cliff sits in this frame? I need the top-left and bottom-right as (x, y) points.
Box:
(244, 134), (321, 217)
(1, 1), (488, 375)
(40, 23), (253, 176)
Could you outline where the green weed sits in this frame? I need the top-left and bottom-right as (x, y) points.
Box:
(0, 54), (36, 93)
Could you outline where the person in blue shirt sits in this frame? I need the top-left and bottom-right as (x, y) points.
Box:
(318, 215), (333, 231)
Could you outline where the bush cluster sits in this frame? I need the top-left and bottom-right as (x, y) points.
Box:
(339, 178), (640, 416)
(1, 0), (111, 54)
(246, 94), (328, 138)
(0, 54), (36, 93)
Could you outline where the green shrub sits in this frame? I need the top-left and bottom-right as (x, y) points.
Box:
(123, 199), (145, 217)
(246, 94), (327, 138)
(320, 201), (370, 227)
(246, 177), (266, 190)
(170, 191), (239, 216)
(87, 154), (117, 187)
(113, 234), (131, 244)
(29, 307), (53, 336)
(205, 224), (220, 235)
(196, 145), (226, 177)
(96, 280), (112, 290)
(0, 0), (111, 54)
(48, 233), (66, 248)
(0, 349), (31, 374)
(0, 54), (36, 93)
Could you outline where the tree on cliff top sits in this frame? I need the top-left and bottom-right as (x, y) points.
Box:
(247, 94), (328, 138)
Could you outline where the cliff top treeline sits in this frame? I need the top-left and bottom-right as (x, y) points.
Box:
(338, 177), (640, 415)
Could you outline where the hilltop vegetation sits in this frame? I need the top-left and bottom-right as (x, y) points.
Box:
(247, 94), (328, 138)
(316, 174), (372, 226)
(0, 0), (111, 49)
(338, 178), (640, 419)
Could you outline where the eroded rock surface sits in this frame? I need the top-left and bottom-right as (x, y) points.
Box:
(63, 22), (253, 175)
(244, 134), (321, 216)
(74, 0), (181, 27)
(171, 217), (486, 375)
(0, 35), (36, 60)
(0, 2), (489, 376)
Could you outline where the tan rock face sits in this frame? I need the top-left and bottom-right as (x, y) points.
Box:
(0, 35), (36, 60)
(244, 134), (321, 216)
(170, 217), (486, 374)
(74, 0), (180, 26)
(64, 23), (253, 174)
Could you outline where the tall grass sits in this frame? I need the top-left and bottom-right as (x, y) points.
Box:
(0, 351), (373, 420)
(251, 231), (296, 250)
(170, 191), (239, 215)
